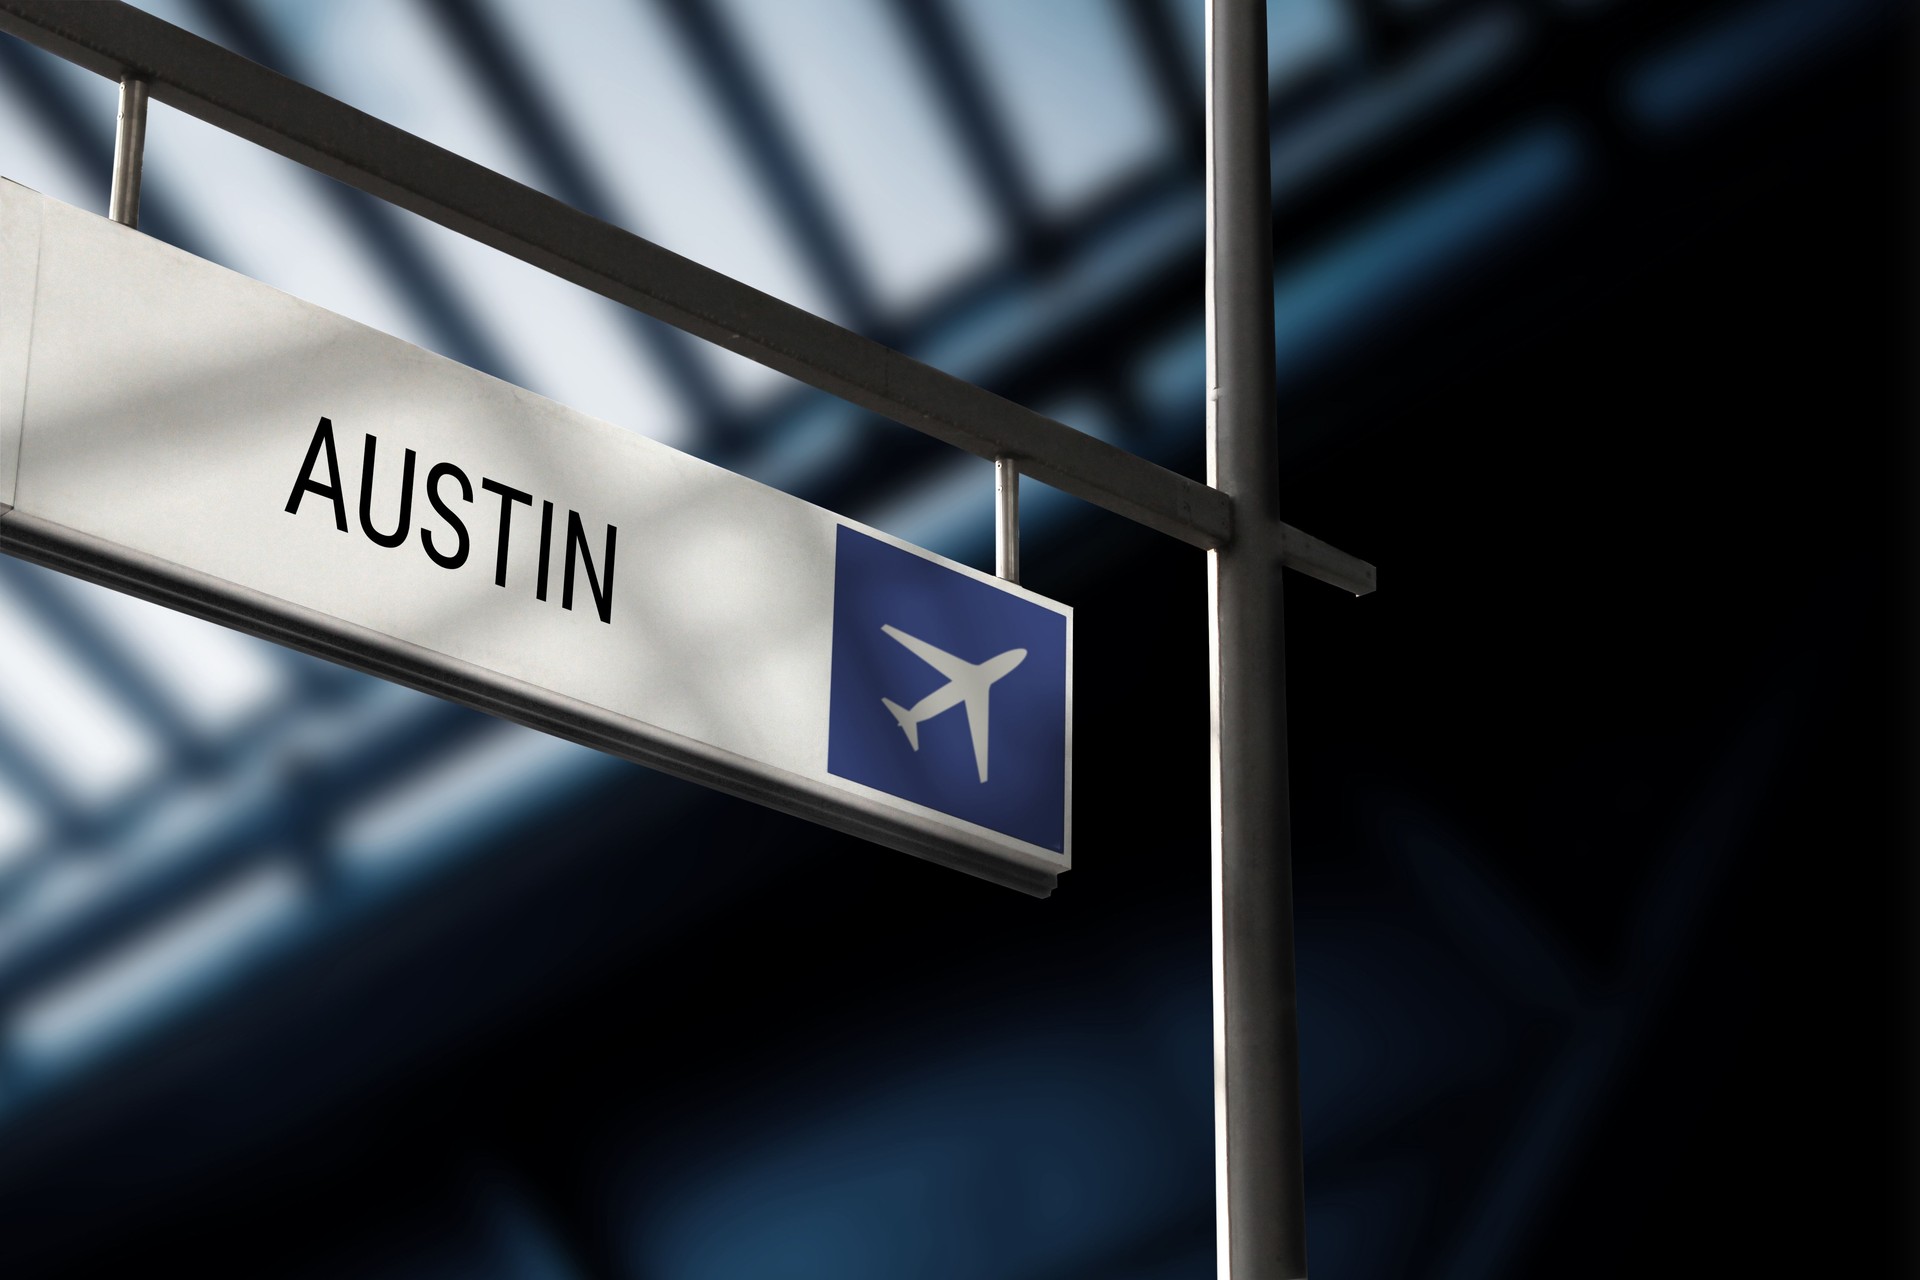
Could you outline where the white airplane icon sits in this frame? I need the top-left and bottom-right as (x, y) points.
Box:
(879, 624), (1027, 784)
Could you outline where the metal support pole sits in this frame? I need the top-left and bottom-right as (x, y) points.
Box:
(995, 455), (1020, 583)
(1207, 0), (1309, 1277)
(109, 73), (147, 228)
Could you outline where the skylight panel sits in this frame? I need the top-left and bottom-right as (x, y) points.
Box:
(8, 10), (425, 344)
(0, 58), (97, 212)
(1167, 0), (1356, 92)
(336, 724), (613, 875)
(9, 859), (303, 1069)
(307, 0), (756, 427)
(358, 218), (700, 449)
(0, 571), (163, 807)
(715, 0), (1000, 312)
(156, 0), (551, 190)
(37, 568), (290, 738)
(943, 0), (1171, 215)
(486, 0), (843, 402)
(334, 1), (695, 444)
(0, 775), (44, 877)
(198, 0), (694, 449)
(136, 104), (434, 367)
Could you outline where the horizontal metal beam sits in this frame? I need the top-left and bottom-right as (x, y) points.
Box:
(1276, 520), (1376, 596)
(0, 1), (1233, 550)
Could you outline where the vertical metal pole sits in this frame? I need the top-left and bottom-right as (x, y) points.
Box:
(995, 455), (1020, 583)
(109, 73), (148, 229)
(1206, 0), (1309, 1277)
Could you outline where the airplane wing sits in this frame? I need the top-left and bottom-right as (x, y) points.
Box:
(962, 688), (991, 784)
(882, 625), (974, 682)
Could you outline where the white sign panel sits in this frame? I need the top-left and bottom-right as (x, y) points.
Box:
(0, 181), (1069, 894)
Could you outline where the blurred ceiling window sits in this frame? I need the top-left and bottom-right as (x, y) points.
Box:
(0, 65), (95, 210)
(1166, 0), (1357, 91)
(136, 97), (433, 349)
(44, 574), (289, 739)
(8, 857), (304, 1070)
(485, 0), (845, 331)
(0, 571), (163, 808)
(0, 777), (45, 876)
(715, 0), (999, 311)
(941, 0), (1169, 215)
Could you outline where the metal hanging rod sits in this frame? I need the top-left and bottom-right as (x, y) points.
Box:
(107, 71), (144, 227)
(995, 456), (1019, 583)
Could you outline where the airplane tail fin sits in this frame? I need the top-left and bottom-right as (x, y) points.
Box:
(881, 698), (919, 751)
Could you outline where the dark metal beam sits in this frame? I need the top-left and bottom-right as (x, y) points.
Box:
(0, 0), (1234, 550)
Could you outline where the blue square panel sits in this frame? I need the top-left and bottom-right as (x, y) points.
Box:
(829, 525), (1069, 853)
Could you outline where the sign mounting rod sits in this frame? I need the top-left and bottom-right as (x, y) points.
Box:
(995, 456), (1020, 584)
(108, 71), (145, 228)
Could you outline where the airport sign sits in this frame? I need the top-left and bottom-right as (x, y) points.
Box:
(0, 180), (1069, 894)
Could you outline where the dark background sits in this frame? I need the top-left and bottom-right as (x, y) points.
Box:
(0, 0), (1907, 1276)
